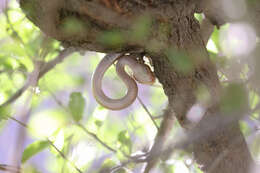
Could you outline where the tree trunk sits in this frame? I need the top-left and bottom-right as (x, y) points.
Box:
(19, 0), (256, 172)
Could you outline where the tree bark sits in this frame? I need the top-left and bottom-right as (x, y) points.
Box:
(19, 0), (256, 172)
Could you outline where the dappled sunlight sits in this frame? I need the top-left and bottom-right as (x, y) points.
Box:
(174, 161), (190, 173)
(28, 110), (67, 137)
(92, 106), (109, 121)
(0, 92), (6, 104)
(70, 141), (97, 167)
(52, 130), (65, 151)
(220, 23), (257, 57)
(207, 39), (219, 54)
(0, 0), (260, 172)
(186, 104), (206, 124)
(165, 160), (190, 173)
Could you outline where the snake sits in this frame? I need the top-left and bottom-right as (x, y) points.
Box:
(92, 53), (155, 110)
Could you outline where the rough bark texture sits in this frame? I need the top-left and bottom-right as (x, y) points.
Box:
(19, 0), (259, 172)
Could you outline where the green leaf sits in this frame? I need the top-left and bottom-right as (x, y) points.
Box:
(239, 121), (250, 136)
(22, 140), (49, 163)
(0, 105), (11, 121)
(99, 159), (116, 172)
(194, 13), (203, 22)
(68, 92), (85, 122)
(211, 27), (220, 50)
(94, 120), (103, 128)
(117, 130), (132, 154)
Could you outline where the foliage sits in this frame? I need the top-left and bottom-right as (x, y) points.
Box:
(22, 140), (49, 163)
(68, 92), (85, 122)
(0, 0), (259, 173)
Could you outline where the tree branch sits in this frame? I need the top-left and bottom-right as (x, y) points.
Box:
(137, 96), (159, 130)
(5, 115), (83, 173)
(0, 47), (76, 107)
(47, 89), (118, 154)
(143, 106), (176, 173)
(200, 18), (215, 45)
(47, 139), (83, 173)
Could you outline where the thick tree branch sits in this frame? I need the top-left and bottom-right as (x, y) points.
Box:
(144, 106), (176, 172)
(200, 18), (215, 45)
(18, 1), (257, 173)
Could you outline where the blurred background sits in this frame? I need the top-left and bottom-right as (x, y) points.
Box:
(0, 0), (260, 173)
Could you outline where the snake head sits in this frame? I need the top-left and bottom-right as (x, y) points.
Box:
(133, 64), (155, 85)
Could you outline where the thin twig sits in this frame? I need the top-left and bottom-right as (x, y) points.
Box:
(0, 69), (28, 75)
(0, 48), (76, 107)
(137, 96), (159, 130)
(0, 81), (31, 107)
(76, 122), (117, 153)
(110, 160), (131, 173)
(153, 115), (164, 119)
(0, 60), (43, 107)
(47, 139), (83, 173)
(6, 115), (28, 128)
(111, 55), (159, 130)
(47, 88), (118, 154)
(4, 9), (26, 46)
(6, 115), (83, 173)
(110, 152), (149, 172)
(39, 47), (77, 78)
(61, 135), (74, 173)
(0, 164), (21, 173)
